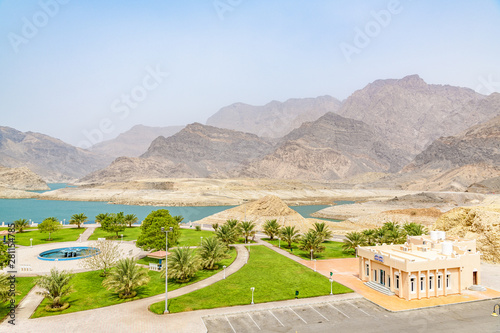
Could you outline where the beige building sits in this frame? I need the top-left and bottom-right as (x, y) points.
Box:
(357, 231), (482, 300)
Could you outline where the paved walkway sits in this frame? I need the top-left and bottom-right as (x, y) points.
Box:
(79, 226), (96, 242)
(0, 244), (250, 333)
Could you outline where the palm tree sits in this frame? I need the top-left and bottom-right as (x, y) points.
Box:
(36, 268), (74, 309)
(173, 215), (184, 224)
(212, 223), (219, 231)
(102, 258), (150, 298)
(240, 221), (256, 243)
(124, 214), (138, 228)
(280, 226), (300, 248)
(215, 224), (238, 245)
(13, 219), (29, 233)
(94, 213), (109, 224)
(312, 222), (333, 242)
(199, 237), (230, 270)
(361, 229), (377, 246)
(263, 219), (280, 240)
(403, 222), (428, 236)
(69, 213), (87, 229)
(162, 247), (201, 283)
(226, 219), (239, 229)
(299, 230), (325, 259)
(342, 231), (366, 254)
(0, 273), (20, 303)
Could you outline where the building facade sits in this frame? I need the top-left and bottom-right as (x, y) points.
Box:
(357, 232), (481, 300)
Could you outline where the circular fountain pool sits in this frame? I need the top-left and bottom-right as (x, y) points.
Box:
(38, 247), (99, 261)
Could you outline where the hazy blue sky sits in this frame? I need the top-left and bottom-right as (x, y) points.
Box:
(1, 0), (500, 147)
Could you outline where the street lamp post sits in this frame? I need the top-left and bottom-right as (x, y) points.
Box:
(310, 249), (313, 261)
(121, 234), (124, 243)
(200, 236), (203, 246)
(223, 265), (226, 279)
(329, 278), (333, 295)
(278, 237), (281, 248)
(314, 259), (317, 272)
(250, 287), (255, 304)
(30, 238), (33, 248)
(161, 227), (173, 314)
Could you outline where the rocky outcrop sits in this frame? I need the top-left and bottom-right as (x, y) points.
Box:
(206, 95), (341, 138)
(89, 124), (184, 158)
(197, 195), (315, 232)
(434, 207), (500, 263)
(0, 126), (112, 182)
(0, 165), (49, 190)
(338, 75), (492, 157)
(234, 112), (407, 180)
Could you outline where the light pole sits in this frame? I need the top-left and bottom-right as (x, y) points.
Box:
(30, 238), (33, 248)
(200, 236), (203, 246)
(121, 234), (124, 243)
(314, 259), (317, 272)
(278, 237), (281, 248)
(223, 265), (226, 279)
(329, 278), (333, 295)
(250, 287), (255, 304)
(310, 249), (313, 261)
(161, 226), (173, 314)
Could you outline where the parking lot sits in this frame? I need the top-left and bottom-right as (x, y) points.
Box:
(202, 298), (386, 332)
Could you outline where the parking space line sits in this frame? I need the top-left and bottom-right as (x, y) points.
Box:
(329, 303), (350, 318)
(247, 313), (261, 330)
(289, 307), (308, 324)
(269, 310), (285, 327)
(309, 304), (329, 321)
(225, 315), (237, 333)
(347, 301), (372, 317)
(201, 318), (209, 332)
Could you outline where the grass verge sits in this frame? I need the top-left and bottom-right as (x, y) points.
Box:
(150, 245), (352, 314)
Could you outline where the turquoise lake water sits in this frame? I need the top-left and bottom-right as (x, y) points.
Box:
(0, 184), (352, 224)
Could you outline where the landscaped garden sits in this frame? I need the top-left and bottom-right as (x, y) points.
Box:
(263, 239), (355, 259)
(0, 276), (37, 320)
(87, 226), (142, 241)
(149, 245), (353, 314)
(13, 228), (85, 246)
(31, 247), (237, 318)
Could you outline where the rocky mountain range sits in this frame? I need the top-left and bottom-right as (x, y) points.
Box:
(3, 74), (499, 191)
(80, 123), (275, 183)
(337, 75), (493, 157)
(89, 124), (184, 158)
(206, 95), (341, 138)
(233, 112), (407, 180)
(0, 127), (112, 182)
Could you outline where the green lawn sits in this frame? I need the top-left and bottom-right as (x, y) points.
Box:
(150, 245), (353, 314)
(87, 226), (142, 241)
(32, 247), (237, 318)
(263, 239), (355, 260)
(13, 228), (86, 246)
(177, 229), (215, 247)
(0, 276), (37, 321)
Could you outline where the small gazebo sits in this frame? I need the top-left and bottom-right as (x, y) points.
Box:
(147, 250), (170, 269)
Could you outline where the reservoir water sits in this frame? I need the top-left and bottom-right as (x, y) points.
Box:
(0, 184), (352, 224)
